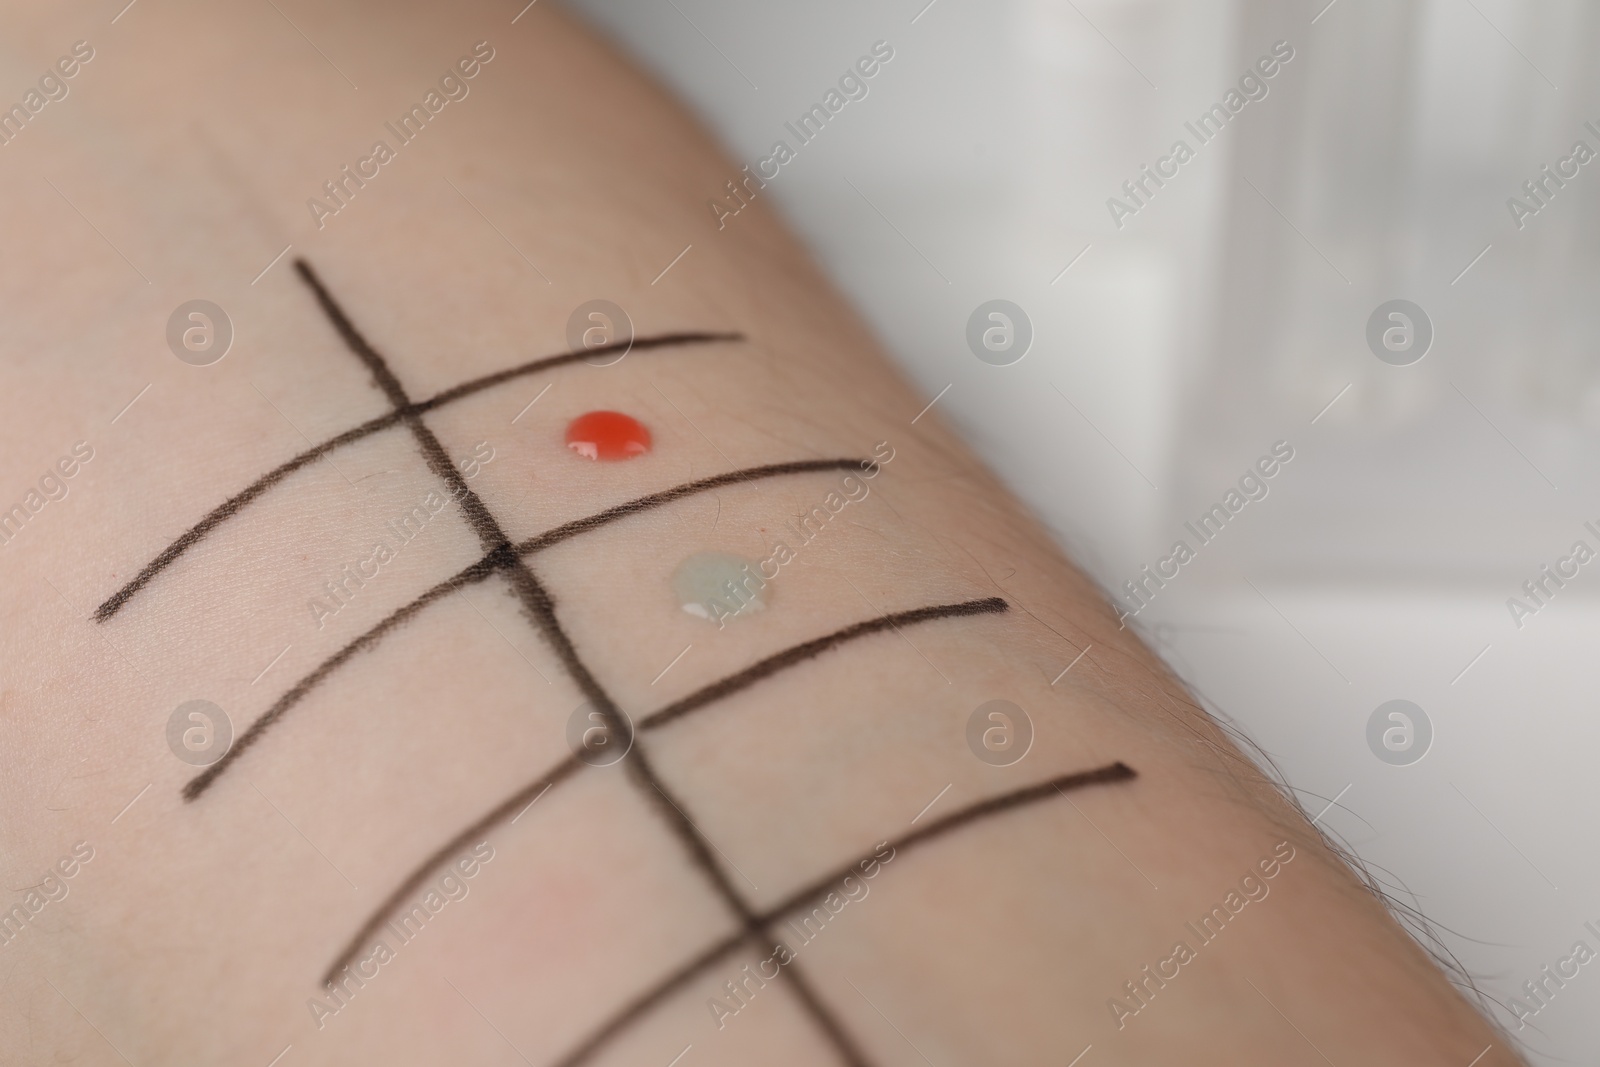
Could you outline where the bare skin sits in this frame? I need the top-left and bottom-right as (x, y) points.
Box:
(0, 2), (1520, 1064)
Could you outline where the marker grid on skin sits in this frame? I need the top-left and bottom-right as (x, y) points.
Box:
(96, 260), (1137, 1066)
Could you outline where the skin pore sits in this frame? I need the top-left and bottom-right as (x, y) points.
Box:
(0, 2), (1521, 1064)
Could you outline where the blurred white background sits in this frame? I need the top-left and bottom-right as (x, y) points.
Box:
(566, 0), (1600, 1058)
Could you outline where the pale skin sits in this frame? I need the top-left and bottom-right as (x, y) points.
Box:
(0, 2), (1521, 1064)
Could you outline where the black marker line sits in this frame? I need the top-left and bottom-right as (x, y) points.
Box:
(516, 458), (874, 554)
(630, 742), (763, 921)
(92, 410), (398, 623)
(292, 261), (635, 782)
(627, 749), (868, 1067)
(775, 961), (872, 1066)
(417, 332), (738, 411)
(642, 597), (1008, 730)
(92, 330), (743, 621)
(320, 597), (1013, 980)
(302, 261), (573, 560)
(545, 762), (1137, 1067)
(322, 753), (583, 984)
(546, 931), (751, 1067)
(293, 260), (870, 1065)
(183, 549), (510, 801)
(621, 745), (882, 1064)
(181, 460), (874, 801)
(293, 259), (627, 759)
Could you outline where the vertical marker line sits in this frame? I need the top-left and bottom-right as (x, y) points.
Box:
(291, 258), (875, 1067)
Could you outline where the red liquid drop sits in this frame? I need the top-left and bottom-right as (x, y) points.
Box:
(565, 410), (652, 461)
